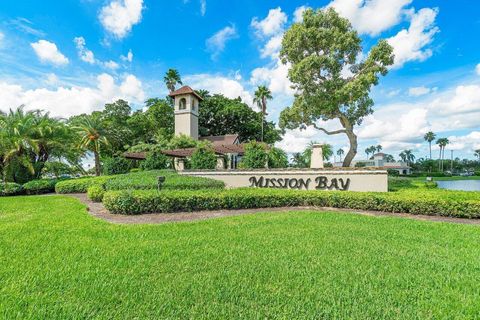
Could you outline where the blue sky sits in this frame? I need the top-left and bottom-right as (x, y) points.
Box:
(0, 0), (479, 160)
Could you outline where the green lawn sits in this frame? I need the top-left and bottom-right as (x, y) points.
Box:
(2, 196), (480, 319)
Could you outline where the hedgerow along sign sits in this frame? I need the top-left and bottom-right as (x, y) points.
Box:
(249, 176), (350, 190)
(180, 169), (388, 192)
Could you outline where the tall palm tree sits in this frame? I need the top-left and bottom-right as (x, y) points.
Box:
(399, 149), (415, 166)
(376, 145), (382, 153)
(436, 138), (449, 171)
(74, 115), (110, 176)
(164, 69), (182, 93)
(424, 131), (436, 159)
(336, 148), (344, 162)
(253, 85), (273, 142)
(475, 149), (480, 161)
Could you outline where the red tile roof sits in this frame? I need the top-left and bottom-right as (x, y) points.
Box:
(168, 86), (203, 100)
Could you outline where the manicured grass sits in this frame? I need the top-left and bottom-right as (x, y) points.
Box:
(2, 196), (480, 318)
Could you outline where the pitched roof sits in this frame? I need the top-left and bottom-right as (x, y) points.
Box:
(168, 86), (203, 100)
(200, 134), (239, 145)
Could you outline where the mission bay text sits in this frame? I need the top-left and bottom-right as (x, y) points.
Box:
(249, 176), (351, 190)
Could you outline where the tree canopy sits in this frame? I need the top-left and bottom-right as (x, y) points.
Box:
(279, 8), (394, 167)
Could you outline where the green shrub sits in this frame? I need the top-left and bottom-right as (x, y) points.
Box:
(103, 188), (480, 218)
(140, 152), (170, 170)
(424, 181), (438, 189)
(268, 147), (289, 168)
(87, 185), (105, 202)
(102, 157), (132, 175)
(388, 177), (417, 191)
(104, 170), (224, 191)
(23, 179), (64, 195)
(0, 183), (23, 196)
(239, 141), (268, 169)
(190, 145), (217, 169)
(55, 176), (112, 194)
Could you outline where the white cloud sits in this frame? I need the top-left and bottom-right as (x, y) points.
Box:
(206, 25), (238, 60)
(260, 34), (283, 59)
(30, 40), (69, 66)
(388, 8), (439, 68)
(447, 132), (480, 152)
(200, 0), (206, 16)
(185, 73), (253, 106)
(293, 6), (308, 23)
(251, 7), (287, 37)
(476, 63), (480, 76)
(103, 60), (120, 70)
(45, 73), (59, 86)
(99, 0), (144, 39)
(276, 126), (317, 153)
(408, 86), (436, 97)
(73, 37), (95, 64)
(250, 59), (293, 95)
(0, 74), (145, 117)
(327, 0), (412, 36)
(121, 49), (133, 62)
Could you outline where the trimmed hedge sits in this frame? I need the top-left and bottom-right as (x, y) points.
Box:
(55, 176), (112, 194)
(23, 178), (68, 195)
(103, 170), (224, 191)
(0, 183), (23, 196)
(103, 188), (480, 218)
(55, 170), (224, 194)
(87, 185), (105, 202)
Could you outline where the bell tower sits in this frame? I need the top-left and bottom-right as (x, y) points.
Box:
(169, 86), (203, 140)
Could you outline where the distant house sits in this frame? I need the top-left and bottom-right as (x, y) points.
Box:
(124, 86), (245, 169)
(334, 153), (411, 175)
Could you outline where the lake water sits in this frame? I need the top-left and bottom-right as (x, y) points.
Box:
(436, 180), (480, 191)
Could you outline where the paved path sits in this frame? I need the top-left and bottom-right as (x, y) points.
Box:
(66, 193), (480, 225)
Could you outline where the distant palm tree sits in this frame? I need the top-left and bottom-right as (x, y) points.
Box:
(436, 138), (449, 171)
(475, 149), (480, 161)
(253, 85), (272, 142)
(164, 69), (182, 93)
(399, 150), (415, 166)
(336, 148), (344, 162)
(74, 115), (110, 176)
(424, 131), (436, 159)
(365, 145), (377, 159)
(376, 145), (382, 153)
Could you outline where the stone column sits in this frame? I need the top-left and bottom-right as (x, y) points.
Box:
(310, 144), (324, 169)
(174, 158), (185, 171)
(216, 156), (225, 170)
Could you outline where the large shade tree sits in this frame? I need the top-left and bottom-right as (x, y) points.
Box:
(279, 8), (394, 167)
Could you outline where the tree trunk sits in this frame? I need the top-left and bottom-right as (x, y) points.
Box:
(429, 142), (432, 159)
(94, 151), (101, 176)
(342, 130), (357, 167)
(260, 113), (264, 142)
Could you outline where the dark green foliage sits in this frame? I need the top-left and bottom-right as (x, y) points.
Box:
(87, 185), (105, 202)
(239, 141), (268, 169)
(23, 178), (66, 195)
(103, 188), (480, 218)
(102, 157), (132, 175)
(140, 152), (170, 170)
(267, 147), (289, 168)
(0, 183), (23, 196)
(199, 93), (282, 144)
(190, 145), (217, 170)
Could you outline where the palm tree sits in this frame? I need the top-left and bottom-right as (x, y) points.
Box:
(424, 131), (436, 159)
(336, 148), (344, 162)
(475, 149), (480, 161)
(0, 107), (39, 184)
(399, 150), (415, 166)
(436, 138), (449, 171)
(365, 146), (376, 159)
(164, 69), (182, 93)
(253, 85), (273, 142)
(376, 145), (382, 153)
(74, 115), (110, 176)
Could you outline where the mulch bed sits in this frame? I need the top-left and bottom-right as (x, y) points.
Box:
(66, 193), (480, 225)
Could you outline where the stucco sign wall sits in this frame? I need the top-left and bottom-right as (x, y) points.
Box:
(180, 169), (388, 192)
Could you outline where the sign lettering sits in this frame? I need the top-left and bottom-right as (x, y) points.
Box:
(249, 176), (350, 191)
